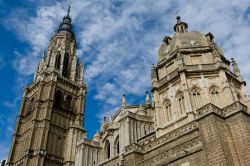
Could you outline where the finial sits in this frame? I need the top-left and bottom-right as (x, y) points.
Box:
(42, 51), (46, 59)
(175, 11), (181, 21)
(231, 58), (239, 72)
(109, 113), (113, 122)
(176, 16), (181, 21)
(231, 58), (243, 80)
(103, 116), (107, 124)
(145, 91), (151, 105)
(122, 94), (127, 107)
(231, 58), (235, 63)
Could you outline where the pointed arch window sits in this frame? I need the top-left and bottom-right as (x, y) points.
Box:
(164, 99), (172, 122)
(177, 92), (185, 115)
(114, 136), (119, 156)
(210, 87), (221, 107)
(191, 88), (202, 110)
(105, 140), (111, 159)
(62, 53), (70, 78)
(54, 90), (62, 108)
(55, 52), (61, 69)
(65, 95), (72, 110)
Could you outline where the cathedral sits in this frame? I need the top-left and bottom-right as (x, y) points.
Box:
(7, 6), (250, 166)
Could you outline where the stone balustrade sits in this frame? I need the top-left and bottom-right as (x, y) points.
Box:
(194, 102), (248, 119)
(222, 101), (248, 116)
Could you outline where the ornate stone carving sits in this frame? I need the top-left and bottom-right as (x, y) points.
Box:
(124, 143), (144, 154)
(195, 102), (249, 119)
(142, 121), (199, 152)
(223, 101), (248, 117)
(136, 136), (202, 166)
(195, 103), (222, 118)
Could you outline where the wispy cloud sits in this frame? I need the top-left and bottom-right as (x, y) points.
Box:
(3, 0), (250, 121)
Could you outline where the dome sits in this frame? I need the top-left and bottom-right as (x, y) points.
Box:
(158, 31), (211, 62)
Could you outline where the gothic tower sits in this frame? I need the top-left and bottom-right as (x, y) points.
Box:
(7, 7), (86, 166)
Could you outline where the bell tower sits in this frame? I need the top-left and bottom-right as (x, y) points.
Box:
(7, 6), (86, 166)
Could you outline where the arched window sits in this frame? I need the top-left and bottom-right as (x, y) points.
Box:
(164, 99), (172, 122)
(210, 87), (221, 107)
(104, 140), (111, 159)
(62, 53), (69, 78)
(55, 52), (61, 69)
(65, 95), (72, 110)
(191, 88), (202, 110)
(114, 136), (119, 156)
(54, 90), (62, 108)
(177, 92), (185, 115)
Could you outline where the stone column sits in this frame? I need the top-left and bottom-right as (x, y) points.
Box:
(84, 147), (88, 166)
(80, 146), (84, 166)
(180, 72), (192, 113)
(89, 148), (93, 166)
(154, 90), (162, 130)
(70, 55), (77, 81)
(137, 122), (141, 138)
(219, 70), (234, 107)
(124, 118), (130, 146)
(201, 74), (210, 105)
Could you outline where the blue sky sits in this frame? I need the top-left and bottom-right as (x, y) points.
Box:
(1, 0), (250, 160)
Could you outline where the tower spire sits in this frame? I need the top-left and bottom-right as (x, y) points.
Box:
(67, 0), (71, 16)
(57, 1), (73, 36)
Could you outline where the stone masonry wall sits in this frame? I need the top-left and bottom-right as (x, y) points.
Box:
(123, 110), (250, 166)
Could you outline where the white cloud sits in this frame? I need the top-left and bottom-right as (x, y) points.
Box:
(4, 3), (66, 75)
(4, 0), (250, 120)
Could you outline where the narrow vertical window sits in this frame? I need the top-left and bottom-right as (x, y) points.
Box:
(55, 52), (61, 69)
(192, 88), (202, 110)
(114, 136), (119, 156)
(165, 100), (172, 122)
(62, 53), (69, 78)
(54, 90), (62, 108)
(177, 93), (185, 115)
(65, 95), (72, 110)
(105, 141), (111, 159)
(210, 87), (221, 107)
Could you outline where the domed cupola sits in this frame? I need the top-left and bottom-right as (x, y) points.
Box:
(174, 16), (188, 33)
(58, 5), (73, 35)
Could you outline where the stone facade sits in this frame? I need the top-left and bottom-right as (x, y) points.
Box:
(7, 7), (250, 166)
(75, 17), (250, 166)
